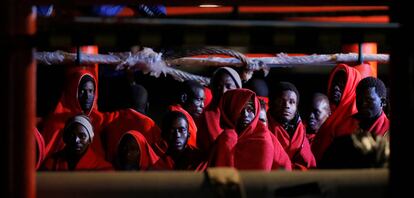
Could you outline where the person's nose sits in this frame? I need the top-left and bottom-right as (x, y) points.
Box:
(174, 130), (181, 138)
(75, 136), (81, 144)
(310, 112), (316, 119)
(334, 85), (341, 92)
(240, 109), (248, 117)
(283, 101), (290, 109)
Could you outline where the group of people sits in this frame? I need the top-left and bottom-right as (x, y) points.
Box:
(34, 62), (390, 171)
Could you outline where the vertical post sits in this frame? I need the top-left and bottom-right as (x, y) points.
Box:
(390, 1), (414, 197)
(342, 43), (378, 78)
(1, 1), (36, 198)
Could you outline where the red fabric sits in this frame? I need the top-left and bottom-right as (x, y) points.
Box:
(269, 133), (292, 170)
(268, 116), (316, 169)
(366, 112), (390, 136)
(306, 133), (316, 146)
(196, 106), (222, 152)
(121, 131), (162, 170)
(103, 109), (161, 163)
(257, 96), (269, 111)
(40, 69), (108, 159)
(336, 111), (390, 137)
(168, 104), (198, 148)
(312, 64), (362, 162)
(209, 89), (274, 170)
(40, 68), (161, 165)
(204, 87), (213, 109)
(43, 147), (113, 171)
(156, 144), (207, 171)
(34, 128), (45, 170)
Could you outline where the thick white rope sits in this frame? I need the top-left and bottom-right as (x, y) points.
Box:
(35, 49), (389, 85)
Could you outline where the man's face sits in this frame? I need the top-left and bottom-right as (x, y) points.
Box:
(64, 123), (90, 156)
(118, 136), (140, 170)
(167, 117), (189, 152)
(308, 99), (330, 132)
(184, 88), (205, 118)
(330, 71), (346, 106)
(356, 87), (384, 120)
(237, 98), (256, 132)
(272, 90), (298, 123)
(212, 73), (237, 101)
(78, 80), (95, 113)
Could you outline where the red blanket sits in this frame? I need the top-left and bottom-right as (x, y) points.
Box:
(103, 109), (161, 163)
(168, 104), (198, 148)
(43, 147), (113, 171)
(156, 144), (207, 171)
(196, 106), (222, 152)
(335, 111), (390, 137)
(269, 133), (292, 171)
(209, 89), (274, 170)
(40, 69), (109, 158)
(119, 131), (162, 170)
(268, 116), (316, 169)
(312, 64), (362, 162)
(40, 69), (161, 164)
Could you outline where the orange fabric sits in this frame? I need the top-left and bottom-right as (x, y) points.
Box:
(43, 147), (113, 171)
(209, 89), (274, 170)
(312, 64), (362, 162)
(168, 105), (198, 148)
(34, 128), (45, 170)
(120, 131), (162, 170)
(268, 116), (316, 169)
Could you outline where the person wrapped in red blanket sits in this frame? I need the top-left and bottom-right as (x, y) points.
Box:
(197, 67), (242, 153)
(312, 64), (362, 162)
(153, 111), (207, 171)
(304, 93), (331, 146)
(42, 115), (113, 171)
(40, 69), (161, 164)
(168, 80), (206, 148)
(115, 130), (162, 170)
(209, 89), (289, 170)
(267, 82), (316, 170)
(319, 77), (390, 168)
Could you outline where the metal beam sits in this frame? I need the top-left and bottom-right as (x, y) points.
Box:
(37, 169), (388, 198)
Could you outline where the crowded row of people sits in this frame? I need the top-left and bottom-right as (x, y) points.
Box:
(34, 62), (390, 171)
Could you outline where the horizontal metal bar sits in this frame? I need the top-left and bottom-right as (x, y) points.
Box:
(37, 169), (388, 198)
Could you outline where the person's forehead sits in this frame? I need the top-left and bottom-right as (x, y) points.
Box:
(280, 90), (297, 98)
(69, 123), (87, 133)
(333, 70), (347, 81)
(172, 117), (188, 126)
(192, 87), (205, 96)
(358, 87), (377, 96)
